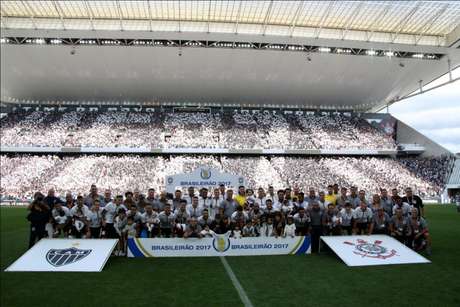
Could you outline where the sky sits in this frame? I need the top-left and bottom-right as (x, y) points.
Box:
(384, 67), (460, 154)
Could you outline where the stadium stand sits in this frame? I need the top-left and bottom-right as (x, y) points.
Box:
(0, 111), (396, 150)
(0, 154), (452, 200)
(446, 158), (460, 200)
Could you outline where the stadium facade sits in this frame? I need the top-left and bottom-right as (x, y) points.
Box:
(1, 1), (459, 200)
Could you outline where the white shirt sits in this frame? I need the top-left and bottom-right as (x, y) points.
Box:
(317, 200), (330, 211)
(280, 203), (293, 215)
(52, 206), (71, 218)
(126, 210), (143, 223)
(186, 204), (203, 218)
(298, 201), (309, 209)
(260, 223), (274, 237)
(273, 201), (283, 211)
(392, 202), (412, 217)
(339, 208), (355, 226)
(283, 223), (296, 237)
(87, 208), (104, 228)
(70, 205), (90, 218)
(103, 202), (127, 224)
(54, 215), (68, 225)
(142, 211), (159, 224)
(353, 207), (373, 223)
(209, 197), (221, 218)
(266, 194), (278, 203)
(231, 211), (249, 223)
(197, 215), (214, 227)
(254, 197), (267, 209)
(198, 197), (213, 210)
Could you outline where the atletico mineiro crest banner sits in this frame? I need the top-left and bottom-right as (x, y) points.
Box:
(5, 239), (118, 272)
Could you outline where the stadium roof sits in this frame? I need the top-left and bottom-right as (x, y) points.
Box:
(1, 1), (460, 46)
(1, 1), (459, 111)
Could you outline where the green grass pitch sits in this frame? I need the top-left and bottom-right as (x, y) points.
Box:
(1, 205), (459, 307)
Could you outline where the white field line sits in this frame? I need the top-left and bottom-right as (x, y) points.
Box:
(220, 256), (254, 307)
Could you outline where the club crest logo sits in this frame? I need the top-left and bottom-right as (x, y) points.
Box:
(167, 177), (173, 184)
(200, 169), (212, 180)
(344, 239), (397, 259)
(46, 247), (92, 267)
(212, 232), (231, 253)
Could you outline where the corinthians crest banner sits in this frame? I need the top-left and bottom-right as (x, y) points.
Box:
(320, 235), (431, 266)
(5, 239), (118, 272)
(165, 167), (245, 193)
(127, 235), (311, 257)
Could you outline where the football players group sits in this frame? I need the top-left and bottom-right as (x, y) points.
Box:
(27, 183), (431, 256)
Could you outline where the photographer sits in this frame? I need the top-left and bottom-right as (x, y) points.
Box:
(27, 199), (50, 248)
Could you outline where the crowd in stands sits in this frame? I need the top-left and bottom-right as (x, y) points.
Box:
(398, 156), (453, 190)
(26, 183), (432, 256)
(1, 155), (452, 200)
(0, 111), (396, 149)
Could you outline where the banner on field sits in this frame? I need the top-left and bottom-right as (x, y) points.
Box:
(128, 235), (311, 257)
(320, 235), (431, 267)
(5, 239), (118, 272)
(165, 167), (245, 193)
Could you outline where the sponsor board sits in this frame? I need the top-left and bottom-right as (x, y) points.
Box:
(321, 235), (431, 266)
(128, 235), (311, 257)
(5, 239), (118, 272)
(165, 167), (245, 193)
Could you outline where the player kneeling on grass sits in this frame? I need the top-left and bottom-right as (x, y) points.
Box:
(142, 205), (160, 238)
(183, 217), (203, 238)
(353, 201), (373, 235)
(242, 219), (256, 237)
(369, 207), (391, 235)
(390, 207), (410, 245)
(339, 202), (354, 235)
(323, 203), (341, 236)
(200, 225), (215, 237)
(87, 199), (103, 238)
(293, 207), (310, 236)
(231, 222), (243, 239)
(70, 196), (90, 238)
(283, 216), (296, 238)
(407, 207), (432, 255)
(52, 202), (71, 238)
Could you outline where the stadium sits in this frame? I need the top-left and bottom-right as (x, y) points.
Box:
(0, 1), (459, 306)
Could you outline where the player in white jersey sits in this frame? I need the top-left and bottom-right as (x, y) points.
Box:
(187, 196), (203, 218)
(339, 202), (354, 235)
(102, 195), (127, 239)
(114, 208), (128, 256)
(352, 201), (373, 235)
(142, 205), (160, 238)
(293, 207), (310, 236)
(70, 196), (90, 238)
(87, 199), (104, 238)
(51, 202), (71, 237)
(407, 207), (432, 255)
(283, 216), (296, 238)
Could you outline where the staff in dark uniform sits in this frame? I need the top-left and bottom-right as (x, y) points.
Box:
(308, 201), (323, 253)
(27, 199), (50, 248)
